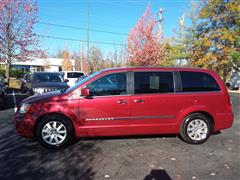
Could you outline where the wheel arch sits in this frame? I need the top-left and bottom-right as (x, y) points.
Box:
(33, 112), (76, 138)
(180, 111), (215, 132)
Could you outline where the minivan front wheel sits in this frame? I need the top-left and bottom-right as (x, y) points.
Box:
(36, 115), (74, 148)
(180, 113), (212, 144)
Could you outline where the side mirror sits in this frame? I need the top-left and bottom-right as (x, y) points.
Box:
(226, 82), (230, 87)
(81, 88), (90, 97)
(64, 79), (69, 83)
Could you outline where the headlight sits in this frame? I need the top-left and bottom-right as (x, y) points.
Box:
(33, 88), (44, 94)
(19, 103), (31, 114)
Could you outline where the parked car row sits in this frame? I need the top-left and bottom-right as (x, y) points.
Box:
(20, 71), (85, 96)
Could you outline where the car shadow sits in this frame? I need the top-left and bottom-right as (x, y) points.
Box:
(0, 114), (100, 180)
(144, 169), (172, 180)
(78, 134), (178, 141)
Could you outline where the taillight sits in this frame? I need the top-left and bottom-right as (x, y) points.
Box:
(225, 93), (232, 111)
(226, 94), (231, 105)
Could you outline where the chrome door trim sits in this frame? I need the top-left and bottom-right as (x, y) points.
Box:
(85, 115), (175, 121)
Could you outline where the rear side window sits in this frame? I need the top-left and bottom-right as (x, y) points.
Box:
(180, 71), (220, 92)
(134, 72), (174, 94)
(67, 72), (84, 78)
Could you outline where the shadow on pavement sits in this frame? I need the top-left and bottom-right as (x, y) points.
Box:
(0, 112), (100, 180)
(1, 89), (28, 111)
(144, 169), (172, 180)
(80, 134), (178, 141)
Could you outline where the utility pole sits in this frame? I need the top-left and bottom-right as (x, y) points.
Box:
(157, 8), (164, 41)
(179, 14), (185, 45)
(80, 42), (83, 72)
(87, 2), (90, 62)
(179, 14), (185, 66)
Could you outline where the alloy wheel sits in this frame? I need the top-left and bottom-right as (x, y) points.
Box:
(186, 119), (208, 141)
(41, 121), (67, 146)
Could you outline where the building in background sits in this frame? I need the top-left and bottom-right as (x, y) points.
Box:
(0, 58), (76, 73)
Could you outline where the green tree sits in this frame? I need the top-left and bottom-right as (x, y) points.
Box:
(191, 0), (240, 81)
(165, 42), (187, 66)
(184, 0), (200, 60)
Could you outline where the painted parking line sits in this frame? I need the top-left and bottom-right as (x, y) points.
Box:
(12, 90), (17, 112)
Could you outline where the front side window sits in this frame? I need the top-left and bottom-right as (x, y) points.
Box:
(180, 71), (220, 92)
(134, 72), (174, 94)
(87, 73), (127, 96)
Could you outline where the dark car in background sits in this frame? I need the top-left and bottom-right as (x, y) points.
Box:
(25, 72), (69, 96)
(20, 74), (31, 94)
(228, 72), (240, 90)
(0, 75), (7, 110)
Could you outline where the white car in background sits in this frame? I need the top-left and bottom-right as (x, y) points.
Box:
(61, 71), (85, 87)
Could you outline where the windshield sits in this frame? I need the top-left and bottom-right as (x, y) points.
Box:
(34, 73), (63, 83)
(65, 71), (101, 93)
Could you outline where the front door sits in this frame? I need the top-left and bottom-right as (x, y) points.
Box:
(78, 72), (131, 136)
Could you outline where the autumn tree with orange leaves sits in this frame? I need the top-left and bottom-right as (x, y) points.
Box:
(61, 50), (72, 71)
(127, 4), (166, 66)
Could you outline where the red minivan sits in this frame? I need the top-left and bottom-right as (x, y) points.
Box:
(15, 67), (234, 148)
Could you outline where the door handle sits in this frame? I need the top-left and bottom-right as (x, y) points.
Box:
(117, 100), (127, 104)
(134, 99), (145, 103)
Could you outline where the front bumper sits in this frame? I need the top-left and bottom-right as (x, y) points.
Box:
(14, 113), (35, 137)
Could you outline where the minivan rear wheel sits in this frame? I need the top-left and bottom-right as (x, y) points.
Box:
(180, 113), (212, 144)
(36, 115), (74, 149)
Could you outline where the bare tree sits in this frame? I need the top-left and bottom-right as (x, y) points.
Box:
(0, 0), (43, 83)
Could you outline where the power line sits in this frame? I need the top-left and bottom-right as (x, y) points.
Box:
(37, 34), (126, 46)
(38, 21), (128, 36)
(39, 16), (132, 29)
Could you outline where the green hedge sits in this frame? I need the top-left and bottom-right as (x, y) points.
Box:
(0, 69), (4, 76)
(0, 69), (26, 78)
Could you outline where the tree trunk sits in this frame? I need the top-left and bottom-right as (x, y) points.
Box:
(222, 68), (228, 83)
(5, 63), (10, 85)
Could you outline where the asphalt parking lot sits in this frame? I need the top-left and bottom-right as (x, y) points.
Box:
(0, 90), (239, 180)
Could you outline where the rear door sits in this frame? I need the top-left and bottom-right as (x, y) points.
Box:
(129, 71), (182, 134)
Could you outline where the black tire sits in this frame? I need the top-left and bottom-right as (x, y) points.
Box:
(0, 95), (5, 110)
(35, 114), (74, 149)
(180, 113), (212, 144)
(21, 88), (26, 94)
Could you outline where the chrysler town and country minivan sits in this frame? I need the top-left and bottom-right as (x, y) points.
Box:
(15, 67), (234, 148)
